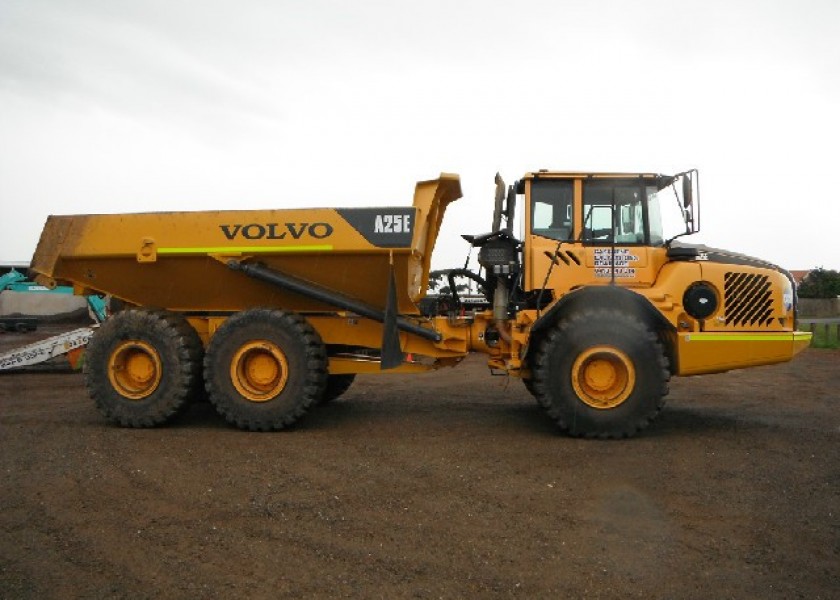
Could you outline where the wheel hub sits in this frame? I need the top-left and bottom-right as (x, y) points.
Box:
(230, 341), (289, 402)
(108, 341), (163, 400)
(571, 346), (635, 409)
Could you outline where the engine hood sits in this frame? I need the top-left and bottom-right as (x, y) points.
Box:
(668, 241), (797, 309)
(668, 241), (789, 275)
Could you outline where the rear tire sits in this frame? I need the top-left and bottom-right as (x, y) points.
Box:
(204, 309), (327, 431)
(85, 309), (204, 427)
(531, 308), (670, 438)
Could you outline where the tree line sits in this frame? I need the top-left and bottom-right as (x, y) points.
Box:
(798, 268), (840, 298)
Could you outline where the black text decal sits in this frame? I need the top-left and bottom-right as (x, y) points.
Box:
(219, 222), (334, 241)
(337, 208), (415, 248)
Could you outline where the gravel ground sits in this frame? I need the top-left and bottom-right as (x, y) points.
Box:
(1, 326), (838, 599)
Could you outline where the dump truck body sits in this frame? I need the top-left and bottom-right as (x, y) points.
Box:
(28, 170), (810, 437)
(31, 175), (462, 316)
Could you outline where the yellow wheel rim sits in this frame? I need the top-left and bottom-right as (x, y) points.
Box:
(108, 341), (163, 400)
(571, 346), (635, 409)
(230, 341), (289, 402)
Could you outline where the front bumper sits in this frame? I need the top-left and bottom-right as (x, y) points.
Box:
(675, 331), (812, 376)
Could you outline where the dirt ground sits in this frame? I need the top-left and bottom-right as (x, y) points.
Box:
(1, 326), (838, 599)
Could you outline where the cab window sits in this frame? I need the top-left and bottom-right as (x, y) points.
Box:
(530, 180), (573, 241)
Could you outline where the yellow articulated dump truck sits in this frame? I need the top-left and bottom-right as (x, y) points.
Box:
(29, 170), (811, 438)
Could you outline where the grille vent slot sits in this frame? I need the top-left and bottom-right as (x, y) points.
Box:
(724, 272), (773, 327)
(547, 250), (581, 266)
(565, 250), (581, 265)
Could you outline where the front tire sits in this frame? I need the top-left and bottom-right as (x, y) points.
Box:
(320, 374), (356, 404)
(531, 309), (670, 438)
(522, 376), (537, 397)
(85, 309), (204, 427)
(204, 309), (327, 431)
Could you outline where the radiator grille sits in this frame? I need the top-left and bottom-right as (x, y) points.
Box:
(724, 272), (774, 327)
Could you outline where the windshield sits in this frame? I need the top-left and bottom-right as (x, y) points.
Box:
(647, 189), (665, 245)
(650, 182), (695, 242)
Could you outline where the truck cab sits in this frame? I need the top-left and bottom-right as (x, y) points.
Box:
(461, 169), (807, 380)
(522, 171), (684, 293)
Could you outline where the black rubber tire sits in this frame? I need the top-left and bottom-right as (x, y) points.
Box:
(204, 309), (327, 431)
(531, 308), (670, 439)
(522, 331), (544, 399)
(85, 309), (204, 427)
(522, 376), (537, 397)
(320, 374), (356, 404)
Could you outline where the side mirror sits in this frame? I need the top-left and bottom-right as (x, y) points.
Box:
(682, 173), (693, 208)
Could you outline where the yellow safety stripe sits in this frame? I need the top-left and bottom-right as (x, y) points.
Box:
(684, 332), (812, 342)
(158, 245), (334, 254)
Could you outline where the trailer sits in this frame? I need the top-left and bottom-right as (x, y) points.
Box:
(0, 326), (96, 371)
(0, 269), (37, 332)
(0, 269), (108, 371)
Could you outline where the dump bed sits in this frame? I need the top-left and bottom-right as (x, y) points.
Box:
(30, 175), (462, 315)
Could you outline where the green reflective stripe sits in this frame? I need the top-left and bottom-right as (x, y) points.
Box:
(685, 333), (809, 342)
(158, 245), (334, 254)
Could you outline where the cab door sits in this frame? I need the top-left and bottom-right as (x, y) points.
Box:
(524, 177), (586, 294)
(578, 178), (657, 288)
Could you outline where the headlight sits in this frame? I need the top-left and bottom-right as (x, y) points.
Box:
(782, 279), (794, 314)
(683, 281), (719, 320)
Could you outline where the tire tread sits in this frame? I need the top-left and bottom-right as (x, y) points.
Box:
(204, 308), (327, 431)
(85, 309), (204, 427)
(531, 308), (670, 439)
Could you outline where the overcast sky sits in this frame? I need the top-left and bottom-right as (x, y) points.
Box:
(1, 0), (838, 270)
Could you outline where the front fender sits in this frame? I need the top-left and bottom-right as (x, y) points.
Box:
(531, 285), (674, 337)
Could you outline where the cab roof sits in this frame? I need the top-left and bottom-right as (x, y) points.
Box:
(522, 171), (663, 180)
